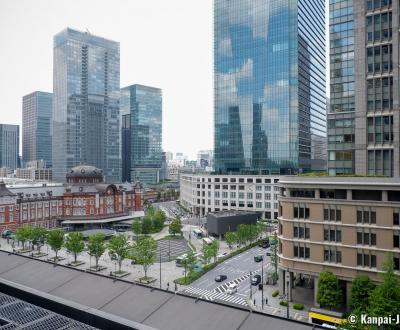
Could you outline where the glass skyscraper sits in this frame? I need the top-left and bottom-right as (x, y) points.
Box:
(52, 28), (120, 182)
(0, 124), (19, 170)
(214, 0), (326, 175)
(120, 84), (162, 185)
(22, 91), (53, 167)
(329, 0), (397, 177)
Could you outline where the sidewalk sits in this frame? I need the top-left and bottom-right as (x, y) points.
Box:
(247, 284), (310, 323)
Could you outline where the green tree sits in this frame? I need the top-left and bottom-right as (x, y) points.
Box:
(142, 216), (152, 235)
(64, 232), (85, 264)
(15, 226), (32, 250)
(317, 271), (342, 310)
(209, 240), (219, 263)
(224, 231), (237, 249)
(156, 192), (161, 201)
(169, 218), (182, 236)
(47, 229), (65, 262)
(270, 232), (278, 281)
(87, 233), (106, 270)
(153, 210), (166, 231)
(350, 275), (375, 313)
(108, 235), (131, 273)
(30, 227), (47, 253)
(131, 237), (157, 279)
(131, 219), (142, 240)
(368, 254), (400, 322)
(201, 241), (217, 265)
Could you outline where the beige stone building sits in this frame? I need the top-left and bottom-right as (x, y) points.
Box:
(278, 176), (400, 309)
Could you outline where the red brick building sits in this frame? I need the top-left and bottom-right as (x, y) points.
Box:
(0, 165), (143, 233)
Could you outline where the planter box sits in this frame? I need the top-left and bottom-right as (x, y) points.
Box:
(47, 257), (65, 262)
(136, 277), (156, 284)
(86, 266), (107, 272)
(33, 253), (47, 258)
(18, 249), (32, 254)
(67, 261), (85, 267)
(110, 271), (130, 278)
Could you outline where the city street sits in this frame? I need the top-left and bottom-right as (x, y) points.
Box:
(182, 246), (270, 307)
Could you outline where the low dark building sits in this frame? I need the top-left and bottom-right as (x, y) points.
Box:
(207, 211), (260, 236)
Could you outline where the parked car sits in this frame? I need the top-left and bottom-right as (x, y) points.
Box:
(266, 251), (272, 256)
(1, 229), (13, 239)
(214, 274), (227, 282)
(254, 255), (263, 262)
(251, 274), (261, 286)
(216, 252), (228, 260)
(226, 283), (238, 294)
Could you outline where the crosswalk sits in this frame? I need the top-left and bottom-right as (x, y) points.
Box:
(213, 272), (258, 294)
(182, 286), (248, 306)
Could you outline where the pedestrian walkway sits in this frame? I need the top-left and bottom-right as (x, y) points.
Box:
(182, 286), (248, 307)
(157, 239), (188, 262)
(214, 270), (259, 294)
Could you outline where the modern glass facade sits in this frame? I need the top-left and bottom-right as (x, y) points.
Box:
(120, 85), (162, 185)
(328, 0), (396, 176)
(52, 28), (120, 182)
(328, 0), (355, 175)
(214, 0), (326, 175)
(0, 124), (19, 170)
(22, 91), (52, 167)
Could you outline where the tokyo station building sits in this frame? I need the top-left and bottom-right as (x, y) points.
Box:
(0, 165), (143, 233)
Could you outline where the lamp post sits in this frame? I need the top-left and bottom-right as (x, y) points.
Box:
(159, 249), (162, 289)
(249, 270), (253, 300)
(286, 272), (290, 319)
(261, 259), (264, 310)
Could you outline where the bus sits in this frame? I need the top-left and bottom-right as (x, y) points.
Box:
(175, 254), (187, 267)
(192, 228), (204, 239)
(308, 308), (344, 328)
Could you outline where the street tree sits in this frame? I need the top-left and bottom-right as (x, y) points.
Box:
(368, 254), (400, 321)
(108, 235), (131, 273)
(64, 232), (85, 264)
(209, 240), (219, 263)
(224, 231), (237, 249)
(131, 237), (157, 279)
(350, 275), (375, 313)
(87, 233), (106, 270)
(169, 218), (182, 236)
(142, 216), (152, 235)
(131, 219), (142, 240)
(236, 224), (247, 246)
(47, 229), (65, 262)
(270, 232), (278, 281)
(317, 271), (342, 310)
(15, 226), (32, 250)
(30, 227), (48, 254)
(156, 192), (161, 201)
(153, 210), (166, 231)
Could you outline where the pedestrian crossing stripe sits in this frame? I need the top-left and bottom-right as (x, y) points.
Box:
(183, 286), (248, 306)
(213, 270), (260, 294)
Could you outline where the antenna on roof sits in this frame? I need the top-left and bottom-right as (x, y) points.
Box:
(85, 28), (90, 34)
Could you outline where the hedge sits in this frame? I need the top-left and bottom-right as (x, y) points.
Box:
(279, 301), (288, 307)
(271, 290), (279, 297)
(293, 303), (304, 310)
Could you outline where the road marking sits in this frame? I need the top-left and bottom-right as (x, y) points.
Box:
(182, 286), (248, 306)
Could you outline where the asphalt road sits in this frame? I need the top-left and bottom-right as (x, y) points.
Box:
(183, 246), (272, 306)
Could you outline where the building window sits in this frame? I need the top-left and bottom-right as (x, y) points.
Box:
(247, 193), (253, 199)
(357, 229), (377, 246)
(357, 251), (377, 268)
(324, 207), (341, 221)
(394, 231), (400, 248)
(357, 209), (376, 224)
(256, 193), (262, 200)
(394, 211), (399, 226)
(293, 223), (310, 239)
(294, 205), (310, 219)
(293, 244), (310, 259)
(323, 226), (342, 242)
(324, 247), (342, 263)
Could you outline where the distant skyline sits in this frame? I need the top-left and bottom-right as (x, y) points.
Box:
(0, 0), (213, 159)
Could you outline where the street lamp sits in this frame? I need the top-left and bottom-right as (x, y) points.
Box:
(159, 249), (162, 289)
(261, 259), (264, 310)
(249, 270), (253, 300)
(286, 272), (290, 319)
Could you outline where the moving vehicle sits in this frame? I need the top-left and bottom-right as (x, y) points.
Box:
(214, 274), (227, 282)
(258, 239), (270, 248)
(216, 252), (228, 260)
(254, 255), (263, 262)
(192, 228), (204, 239)
(266, 251), (272, 256)
(175, 254), (187, 267)
(308, 308), (344, 328)
(251, 274), (261, 285)
(226, 283), (237, 294)
(202, 237), (214, 246)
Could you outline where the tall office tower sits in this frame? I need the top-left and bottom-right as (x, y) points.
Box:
(214, 0), (326, 175)
(52, 28), (120, 182)
(22, 91), (52, 167)
(328, 0), (397, 176)
(121, 113), (131, 182)
(120, 84), (162, 185)
(0, 124), (19, 170)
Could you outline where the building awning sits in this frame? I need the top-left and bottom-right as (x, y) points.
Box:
(61, 212), (144, 225)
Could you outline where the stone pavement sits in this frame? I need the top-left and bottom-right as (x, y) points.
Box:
(248, 283), (310, 323)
